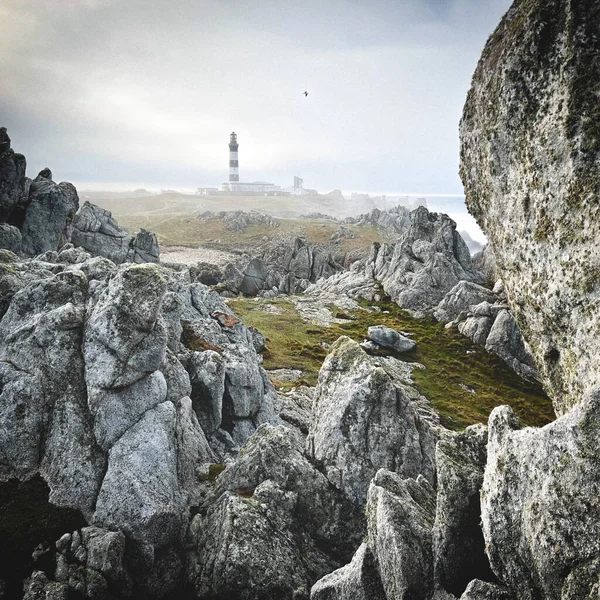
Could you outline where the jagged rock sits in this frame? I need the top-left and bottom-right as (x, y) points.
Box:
(310, 543), (386, 600)
(367, 470), (436, 600)
(366, 207), (483, 316)
(345, 205), (412, 237)
(197, 209), (279, 233)
(190, 481), (311, 600)
(249, 325), (266, 352)
(277, 386), (314, 434)
(433, 425), (495, 597)
(93, 401), (186, 547)
(459, 580), (512, 600)
(186, 349), (225, 434)
(20, 169), (79, 256)
(0, 222), (21, 252)
(482, 394), (600, 600)
(484, 309), (538, 381)
(239, 257), (268, 296)
(0, 269), (105, 518)
(0, 127), (27, 222)
(305, 269), (380, 302)
(434, 281), (497, 323)
(367, 325), (416, 353)
(190, 424), (364, 599)
(71, 202), (160, 264)
(472, 245), (498, 285)
(460, 0), (600, 414)
(306, 337), (436, 504)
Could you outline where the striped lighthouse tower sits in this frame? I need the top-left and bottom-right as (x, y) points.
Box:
(229, 132), (239, 186)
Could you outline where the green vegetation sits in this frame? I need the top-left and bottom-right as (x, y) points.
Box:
(230, 295), (554, 431)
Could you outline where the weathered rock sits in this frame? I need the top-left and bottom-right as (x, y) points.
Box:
(367, 470), (437, 600)
(460, 0), (600, 414)
(20, 170), (79, 256)
(459, 580), (512, 600)
(367, 325), (416, 353)
(434, 281), (497, 323)
(72, 202), (160, 264)
(306, 337), (436, 504)
(0, 127), (27, 222)
(0, 269), (105, 518)
(186, 349), (225, 434)
(484, 309), (538, 381)
(367, 207), (483, 316)
(310, 543), (386, 600)
(433, 425), (495, 597)
(0, 222), (21, 253)
(239, 257), (268, 296)
(93, 401), (185, 547)
(190, 424), (364, 599)
(482, 394), (600, 600)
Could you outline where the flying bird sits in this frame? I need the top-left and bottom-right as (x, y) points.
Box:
(303, 91), (309, 97)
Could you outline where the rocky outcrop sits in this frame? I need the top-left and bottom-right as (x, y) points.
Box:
(0, 127), (27, 223)
(0, 250), (282, 596)
(481, 395), (600, 600)
(344, 205), (412, 237)
(224, 236), (347, 297)
(0, 129), (160, 266)
(20, 169), (79, 256)
(435, 280), (539, 381)
(365, 207), (484, 316)
(71, 201), (159, 264)
(306, 337), (436, 504)
(197, 209), (279, 232)
(310, 543), (386, 600)
(433, 425), (495, 597)
(460, 0), (600, 414)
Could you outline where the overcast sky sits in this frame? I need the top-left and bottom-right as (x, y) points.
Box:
(0, 0), (512, 194)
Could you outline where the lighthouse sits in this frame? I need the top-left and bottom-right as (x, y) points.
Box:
(229, 132), (239, 184)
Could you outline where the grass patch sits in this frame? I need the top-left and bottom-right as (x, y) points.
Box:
(230, 296), (554, 431)
(116, 214), (388, 254)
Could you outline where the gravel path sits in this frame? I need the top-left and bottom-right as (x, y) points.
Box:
(160, 245), (239, 267)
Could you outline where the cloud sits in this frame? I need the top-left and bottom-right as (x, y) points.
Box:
(0, 0), (513, 192)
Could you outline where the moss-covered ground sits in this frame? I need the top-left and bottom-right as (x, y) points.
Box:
(229, 295), (554, 431)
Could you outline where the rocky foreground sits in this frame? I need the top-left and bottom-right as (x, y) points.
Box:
(2, 0), (600, 598)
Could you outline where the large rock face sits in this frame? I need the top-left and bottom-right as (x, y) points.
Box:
(460, 0), (600, 415)
(482, 395), (600, 600)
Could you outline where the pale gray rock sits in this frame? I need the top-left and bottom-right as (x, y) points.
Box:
(434, 281), (497, 323)
(433, 425), (495, 597)
(460, 580), (512, 600)
(367, 207), (484, 316)
(20, 169), (79, 256)
(212, 424), (363, 561)
(190, 481), (315, 600)
(367, 324), (416, 353)
(0, 269), (104, 518)
(460, 0), (600, 414)
(72, 201), (160, 264)
(239, 257), (267, 296)
(222, 345), (265, 419)
(484, 309), (538, 381)
(93, 401), (185, 547)
(310, 543), (386, 600)
(367, 470), (436, 600)
(306, 337), (436, 504)
(482, 394), (600, 600)
(249, 325), (266, 352)
(0, 127), (27, 222)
